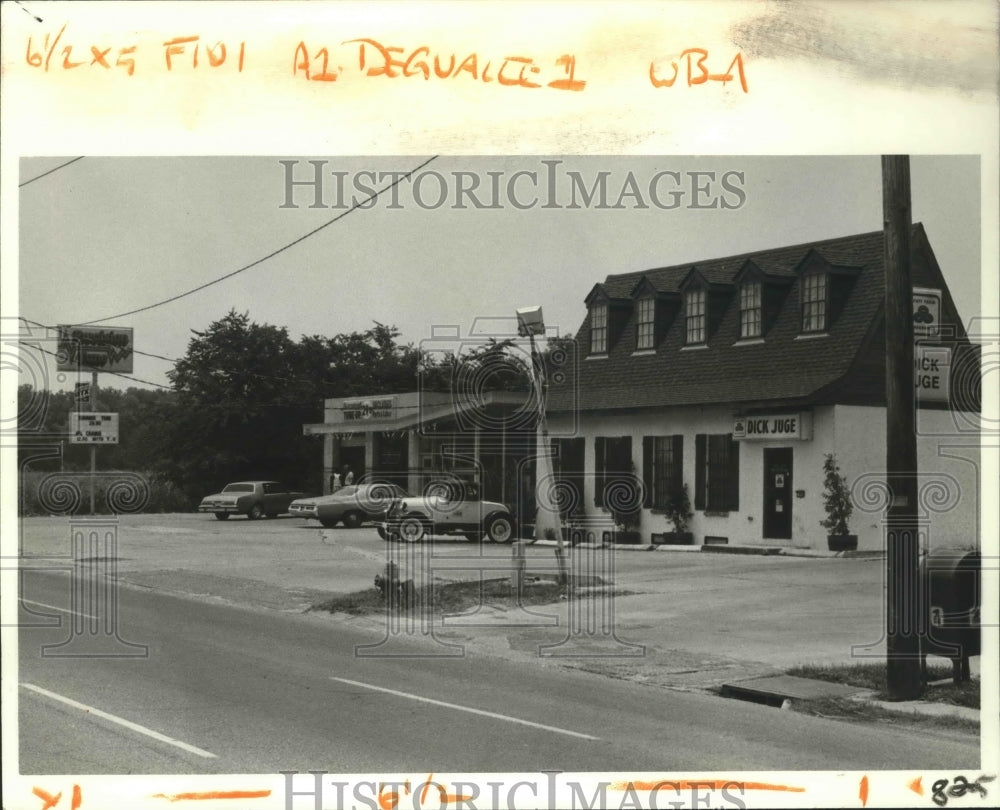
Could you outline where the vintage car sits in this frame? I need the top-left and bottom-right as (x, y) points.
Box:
(198, 481), (305, 520)
(380, 481), (515, 543)
(289, 482), (408, 529)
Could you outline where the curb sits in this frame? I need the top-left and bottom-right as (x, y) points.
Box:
(701, 545), (782, 556)
(526, 539), (886, 558)
(852, 696), (980, 722)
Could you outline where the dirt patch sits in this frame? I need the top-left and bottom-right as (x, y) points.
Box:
(311, 576), (634, 617)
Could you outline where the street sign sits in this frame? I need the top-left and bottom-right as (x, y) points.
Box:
(912, 287), (942, 338)
(69, 412), (119, 444)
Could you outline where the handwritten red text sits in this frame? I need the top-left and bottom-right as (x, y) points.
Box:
(649, 48), (748, 92)
(293, 38), (585, 90)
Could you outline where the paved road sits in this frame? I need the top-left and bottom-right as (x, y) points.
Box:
(18, 567), (979, 774)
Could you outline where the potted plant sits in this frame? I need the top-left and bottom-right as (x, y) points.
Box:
(611, 508), (642, 544)
(659, 484), (695, 545)
(820, 453), (857, 551)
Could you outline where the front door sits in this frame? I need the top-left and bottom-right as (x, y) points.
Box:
(763, 447), (793, 540)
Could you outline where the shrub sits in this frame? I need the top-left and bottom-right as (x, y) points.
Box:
(19, 470), (195, 516)
(820, 453), (853, 535)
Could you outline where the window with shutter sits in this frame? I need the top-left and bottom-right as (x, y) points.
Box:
(642, 434), (683, 509)
(696, 433), (739, 511)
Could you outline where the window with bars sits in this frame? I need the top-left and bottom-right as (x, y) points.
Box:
(642, 435), (683, 509)
(695, 434), (739, 511)
(801, 273), (827, 332)
(594, 435), (633, 507)
(590, 302), (608, 354)
(636, 296), (656, 350)
(685, 289), (706, 344)
(739, 281), (762, 338)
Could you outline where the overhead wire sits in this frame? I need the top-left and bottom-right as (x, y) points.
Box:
(18, 156), (86, 188)
(74, 155), (440, 326)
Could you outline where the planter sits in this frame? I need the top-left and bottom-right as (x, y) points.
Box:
(604, 529), (642, 545)
(827, 534), (858, 552)
(652, 531), (695, 546)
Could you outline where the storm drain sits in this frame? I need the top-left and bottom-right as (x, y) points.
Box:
(719, 674), (868, 707)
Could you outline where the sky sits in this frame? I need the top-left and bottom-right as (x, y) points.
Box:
(17, 154), (982, 392)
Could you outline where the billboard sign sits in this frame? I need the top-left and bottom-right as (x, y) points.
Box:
(69, 412), (119, 444)
(57, 326), (134, 373)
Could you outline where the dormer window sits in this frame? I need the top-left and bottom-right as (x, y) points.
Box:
(739, 282), (762, 338)
(590, 302), (609, 354)
(636, 296), (655, 350)
(802, 272), (828, 332)
(685, 289), (706, 344)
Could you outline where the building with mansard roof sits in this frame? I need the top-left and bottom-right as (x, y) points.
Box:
(545, 224), (981, 551)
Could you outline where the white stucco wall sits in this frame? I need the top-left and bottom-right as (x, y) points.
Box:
(548, 404), (980, 552)
(830, 405), (980, 552)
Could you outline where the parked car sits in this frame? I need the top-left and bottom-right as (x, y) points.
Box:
(380, 481), (515, 543)
(198, 481), (305, 520)
(289, 483), (408, 529)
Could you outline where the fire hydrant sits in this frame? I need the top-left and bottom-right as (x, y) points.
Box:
(374, 561), (414, 607)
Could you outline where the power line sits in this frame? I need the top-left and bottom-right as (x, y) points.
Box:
(28, 344), (173, 390)
(19, 157), (85, 188)
(75, 155), (439, 326)
(18, 318), (179, 363)
(19, 315), (428, 390)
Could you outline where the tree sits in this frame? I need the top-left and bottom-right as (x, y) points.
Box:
(162, 311), (429, 499)
(419, 337), (533, 394)
(16, 383), (176, 472)
(164, 311), (320, 498)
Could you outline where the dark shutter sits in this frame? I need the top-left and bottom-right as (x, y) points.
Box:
(727, 435), (740, 510)
(694, 434), (706, 510)
(595, 436), (606, 507)
(672, 434), (684, 500)
(642, 436), (653, 508)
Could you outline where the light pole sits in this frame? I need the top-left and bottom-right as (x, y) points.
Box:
(516, 306), (569, 589)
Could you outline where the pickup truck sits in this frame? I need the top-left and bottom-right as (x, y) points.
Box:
(198, 480), (306, 520)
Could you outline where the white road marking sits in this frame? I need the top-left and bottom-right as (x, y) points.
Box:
(20, 683), (218, 759)
(330, 676), (599, 741)
(20, 599), (97, 621)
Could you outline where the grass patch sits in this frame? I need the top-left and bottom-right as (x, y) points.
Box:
(312, 576), (626, 617)
(788, 662), (979, 710)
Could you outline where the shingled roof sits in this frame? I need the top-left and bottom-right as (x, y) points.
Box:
(547, 223), (972, 413)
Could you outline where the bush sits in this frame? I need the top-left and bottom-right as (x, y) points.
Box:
(19, 470), (195, 516)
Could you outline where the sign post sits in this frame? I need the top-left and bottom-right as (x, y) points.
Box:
(59, 325), (132, 515)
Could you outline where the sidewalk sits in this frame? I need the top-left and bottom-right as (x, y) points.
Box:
(427, 540), (981, 723)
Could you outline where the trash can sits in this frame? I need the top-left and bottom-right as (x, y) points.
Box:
(920, 548), (981, 683)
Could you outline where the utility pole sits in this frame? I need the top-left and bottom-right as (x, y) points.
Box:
(882, 155), (923, 699)
(90, 370), (98, 515)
